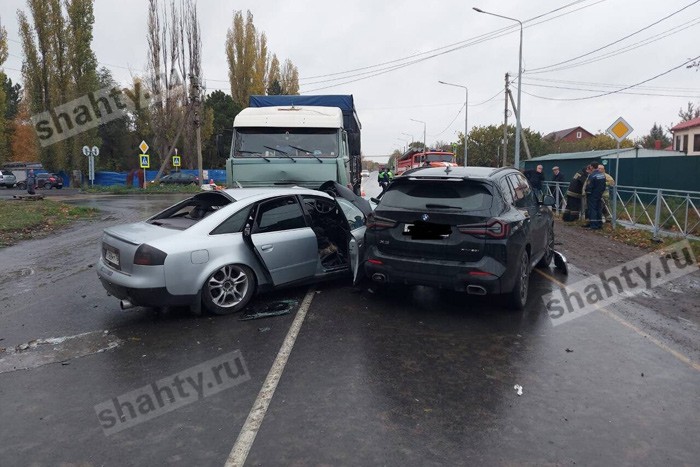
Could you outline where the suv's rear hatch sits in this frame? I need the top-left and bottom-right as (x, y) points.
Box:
(371, 179), (495, 262)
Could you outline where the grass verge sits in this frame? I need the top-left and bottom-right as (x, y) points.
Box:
(0, 199), (99, 248)
(564, 218), (700, 263)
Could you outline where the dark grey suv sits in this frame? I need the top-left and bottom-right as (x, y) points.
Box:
(364, 166), (555, 309)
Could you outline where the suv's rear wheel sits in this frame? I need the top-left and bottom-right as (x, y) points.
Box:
(507, 249), (530, 310)
(536, 226), (554, 268)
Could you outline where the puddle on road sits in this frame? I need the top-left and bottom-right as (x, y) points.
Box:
(239, 300), (298, 321)
(0, 330), (122, 374)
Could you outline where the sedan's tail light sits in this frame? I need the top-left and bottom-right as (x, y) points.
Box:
(134, 244), (168, 265)
(366, 213), (397, 230)
(458, 219), (510, 239)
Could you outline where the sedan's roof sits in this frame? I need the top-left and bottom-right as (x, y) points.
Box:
(221, 186), (333, 202)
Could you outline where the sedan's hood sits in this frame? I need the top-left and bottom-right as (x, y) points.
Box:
(104, 222), (181, 246)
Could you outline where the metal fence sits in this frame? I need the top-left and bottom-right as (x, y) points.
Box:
(542, 181), (700, 239)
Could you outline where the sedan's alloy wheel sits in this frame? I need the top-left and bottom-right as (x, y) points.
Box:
(203, 264), (255, 315)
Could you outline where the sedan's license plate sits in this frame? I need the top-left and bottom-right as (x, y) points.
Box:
(105, 247), (120, 268)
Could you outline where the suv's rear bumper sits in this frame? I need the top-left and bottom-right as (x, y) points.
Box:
(364, 246), (518, 294)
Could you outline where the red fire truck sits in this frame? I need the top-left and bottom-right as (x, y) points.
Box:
(395, 149), (457, 175)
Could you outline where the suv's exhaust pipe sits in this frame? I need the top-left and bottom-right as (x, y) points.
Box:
(371, 273), (387, 283)
(466, 285), (487, 295)
(120, 299), (135, 310)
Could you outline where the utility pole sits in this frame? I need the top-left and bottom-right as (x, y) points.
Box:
(503, 73), (509, 167)
(190, 74), (203, 185)
(507, 90), (532, 160)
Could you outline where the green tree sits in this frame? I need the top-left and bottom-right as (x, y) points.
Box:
(266, 54), (281, 95)
(95, 67), (133, 171)
(637, 123), (671, 149)
(3, 76), (22, 121)
(17, 0), (100, 173)
(280, 58), (299, 95)
(204, 90), (240, 165)
(678, 102), (700, 122)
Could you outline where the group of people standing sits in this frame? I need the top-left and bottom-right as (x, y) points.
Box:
(562, 162), (616, 229)
(377, 167), (394, 193)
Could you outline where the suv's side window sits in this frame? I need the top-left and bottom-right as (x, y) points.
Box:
(254, 196), (307, 233)
(499, 177), (516, 206)
(508, 173), (534, 208)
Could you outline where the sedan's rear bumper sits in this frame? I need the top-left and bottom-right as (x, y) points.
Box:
(96, 259), (195, 307)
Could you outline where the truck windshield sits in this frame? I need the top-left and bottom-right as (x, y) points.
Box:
(234, 128), (339, 158)
(426, 154), (455, 163)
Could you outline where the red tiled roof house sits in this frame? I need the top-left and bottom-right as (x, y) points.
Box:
(670, 116), (700, 155)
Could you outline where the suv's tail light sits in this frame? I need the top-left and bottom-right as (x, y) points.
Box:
(366, 213), (397, 230)
(458, 219), (510, 239)
(134, 244), (168, 265)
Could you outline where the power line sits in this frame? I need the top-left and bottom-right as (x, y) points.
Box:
(299, 0), (595, 82)
(526, 0), (700, 73)
(521, 81), (700, 98)
(516, 55), (700, 101)
(300, 0), (605, 93)
(525, 16), (700, 75)
(429, 103), (466, 137)
(524, 76), (700, 93)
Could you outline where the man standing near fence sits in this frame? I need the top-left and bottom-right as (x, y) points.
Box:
(583, 162), (606, 230)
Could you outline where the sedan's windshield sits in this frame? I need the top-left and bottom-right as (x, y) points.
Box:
(234, 128), (339, 158)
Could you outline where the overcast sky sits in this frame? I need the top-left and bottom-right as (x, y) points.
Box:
(2, 0), (700, 160)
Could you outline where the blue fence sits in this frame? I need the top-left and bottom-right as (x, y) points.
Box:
(93, 169), (227, 186)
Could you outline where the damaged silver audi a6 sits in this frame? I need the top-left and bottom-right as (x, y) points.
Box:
(96, 183), (371, 314)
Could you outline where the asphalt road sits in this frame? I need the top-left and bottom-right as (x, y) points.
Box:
(1, 186), (699, 466)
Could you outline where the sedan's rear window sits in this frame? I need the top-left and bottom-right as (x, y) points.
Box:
(380, 180), (492, 211)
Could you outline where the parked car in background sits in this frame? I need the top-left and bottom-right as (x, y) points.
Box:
(361, 170), (370, 178)
(364, 166), (555, 309)
(0, 170), (17, 188)
(96, 183), (372, 315)
(155, 172), (199, 185)
(37, 173), (63, 189)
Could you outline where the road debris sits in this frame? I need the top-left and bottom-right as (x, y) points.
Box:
(514, 384), (523, 396)
(240, 300), (298, 321)
(565, 348), (574, 353)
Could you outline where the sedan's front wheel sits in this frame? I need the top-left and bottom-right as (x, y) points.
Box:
(202, 264), (255, 315)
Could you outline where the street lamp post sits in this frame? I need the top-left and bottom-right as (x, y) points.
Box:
(438, 80), (468, 166)
(410, 119), (427, 153)
(397, 138), (409, 154)
(473, 7), (523, 169)
(401, 132), (414, 150)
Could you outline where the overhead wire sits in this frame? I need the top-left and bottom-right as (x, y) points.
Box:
(299, 0), (595, 81)
(516, 54), (700, 101)
(526, 0), (700, 74)
(525, 16), (700, 75)
(300, 0), (606, 93)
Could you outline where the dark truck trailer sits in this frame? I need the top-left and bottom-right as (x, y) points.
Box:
(247, 95), (362, 194)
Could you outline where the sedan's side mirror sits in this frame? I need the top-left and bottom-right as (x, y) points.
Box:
(541, 195), (555, 207)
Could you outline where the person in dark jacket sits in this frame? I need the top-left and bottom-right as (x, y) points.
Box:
(562, 165), (590, 222)
(584, 162), (606, 229)
(26, 169), (36, 195)
(524, 164), (545, 191)
(551, 166), (565, 209)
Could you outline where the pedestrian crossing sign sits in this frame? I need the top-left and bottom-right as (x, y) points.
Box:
(172, 155), (181, 167)
(140, 154), (150, 168)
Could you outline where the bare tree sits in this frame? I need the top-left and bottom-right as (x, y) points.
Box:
(145, 0), (202, 183)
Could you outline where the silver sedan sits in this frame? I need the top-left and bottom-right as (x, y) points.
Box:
(96, 184), (370, 315)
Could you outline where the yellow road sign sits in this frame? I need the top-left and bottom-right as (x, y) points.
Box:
(606, 117), (633, 142)
(172, 155), (181, 167)
(139, 154), (150, 168)
(139, 140), (149, 154)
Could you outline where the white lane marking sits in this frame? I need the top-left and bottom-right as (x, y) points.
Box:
(224, 287), (317, 467)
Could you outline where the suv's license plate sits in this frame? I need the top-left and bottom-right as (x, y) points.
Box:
(105, 247), (120, 267)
